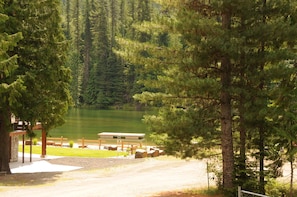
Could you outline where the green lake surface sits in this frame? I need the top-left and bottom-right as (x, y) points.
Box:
(46, 109), (150, 141)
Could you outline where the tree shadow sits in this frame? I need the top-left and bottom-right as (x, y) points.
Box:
(0, 172), (63, 186)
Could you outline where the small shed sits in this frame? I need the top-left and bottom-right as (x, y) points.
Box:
(98, 132), (145, 150)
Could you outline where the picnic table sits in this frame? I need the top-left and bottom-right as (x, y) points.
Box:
(98, 132), (145, 150)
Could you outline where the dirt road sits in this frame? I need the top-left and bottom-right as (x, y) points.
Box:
(0, 157), (215, 197)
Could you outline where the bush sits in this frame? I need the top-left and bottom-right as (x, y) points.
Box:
(149, 132), (168, 147)
(266, 179), (288, 197)
(69, 140), (74, 148)
(33, 138), (38, 145)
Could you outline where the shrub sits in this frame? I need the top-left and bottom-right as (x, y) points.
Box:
(69, 140), (74, 148)
(33, 138), (38, 145)
(266, 179), (288, 197)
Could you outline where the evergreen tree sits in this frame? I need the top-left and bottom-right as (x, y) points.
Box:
(64, 0), (71, 39)
(83, 0), (125, 108)
(119, 0), (297, 193)
(70, 0), (83, 106)
(110, 0), (117, 49)
(85, 0), (110, 107)
(58, 0), (144, 108)
(81, 0), (92, 103)
(119, 0), (127, 38)
(231, 0), (297, 193)
(119, 0), (154, 108)
(0, 1), (22, 173)
(2, 0), (71, 173)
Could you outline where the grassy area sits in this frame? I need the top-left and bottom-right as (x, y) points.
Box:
(157, 187), (223, 197)
(19, 145), (127, 158)
(185, 187), (222, 196)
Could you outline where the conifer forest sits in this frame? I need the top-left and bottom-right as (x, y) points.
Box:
(1, 0), (297, 196)
(62, 0), (154, 109)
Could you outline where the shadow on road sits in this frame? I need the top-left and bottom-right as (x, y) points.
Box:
(0, 172), (63, 186)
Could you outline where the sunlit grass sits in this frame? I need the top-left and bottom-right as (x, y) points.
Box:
(183, 187), (222, 196)
(19, 145), (127, 158)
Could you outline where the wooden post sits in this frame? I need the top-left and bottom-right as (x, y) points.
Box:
(30, 137), (32, 162)
(82, 137), (85, 148)
(22, 134), (25, 163)
(9, 136), (11, 162)
(41, 129), (46, 158)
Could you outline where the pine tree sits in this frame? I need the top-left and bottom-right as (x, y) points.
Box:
(0, 1), (22, 173)
(118, 0), (154, 108)
(70, 0), (83, 106)
(81, 0), (92, 103)
(82, 0), (126, 108)
(119, 0), (297, 193)
(64, 0), (71, 39)
(1, 0), (71, 173)
(231, 0), (297, 193)
(85, 0), (110, 107)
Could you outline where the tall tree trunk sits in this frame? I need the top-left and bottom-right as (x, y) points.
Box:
(221, 5), (234, 190)
(239, 98), (247, 182)
(259, 126), (265, 194)
(290, 141), (293, 197)
(220, 59), (234, 190)
(238, 47), (247, 183)
(0, 109), (11, 174)
(258, 70), (265, 194)
(259, 0), (266, 193)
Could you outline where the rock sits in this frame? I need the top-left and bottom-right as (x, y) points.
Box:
(108, 146), (118, 151)
(135, 149), (147, 158)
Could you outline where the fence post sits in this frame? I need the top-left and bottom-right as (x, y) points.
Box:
(206, 161), (209, 190)
(82, 137), (85, 148)
(238, 186), (241, 197)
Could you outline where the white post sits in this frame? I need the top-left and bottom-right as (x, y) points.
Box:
(238, 186), (241, 197)
(207, 161), (210, 190)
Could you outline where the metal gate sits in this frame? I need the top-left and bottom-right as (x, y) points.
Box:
(238, 186), (270, 197)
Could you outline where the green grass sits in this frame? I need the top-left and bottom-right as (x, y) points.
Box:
(183, 187), (222, 196)
(19, 145), (127, 158)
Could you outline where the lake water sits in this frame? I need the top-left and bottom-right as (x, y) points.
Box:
(46, 109), (149, 140)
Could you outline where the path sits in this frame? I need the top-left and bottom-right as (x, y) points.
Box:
(0, 157), (215, 197)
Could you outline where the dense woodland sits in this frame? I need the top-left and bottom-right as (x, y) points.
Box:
(1, 0), (297, 196)
(61, 0), (155, 109)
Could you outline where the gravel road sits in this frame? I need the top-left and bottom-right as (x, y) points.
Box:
(0, 156), (215, 197)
